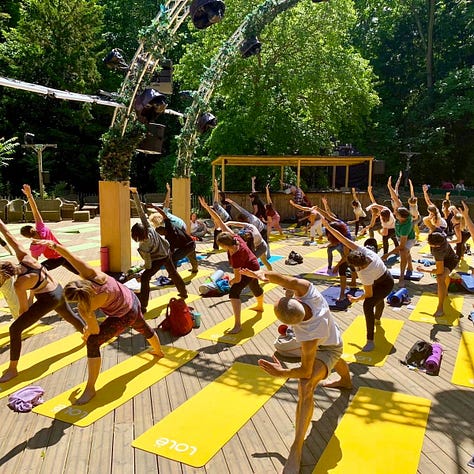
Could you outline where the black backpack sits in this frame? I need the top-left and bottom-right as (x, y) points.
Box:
(401, 340), (433, 368)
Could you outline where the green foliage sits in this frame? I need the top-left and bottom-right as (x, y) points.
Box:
(174, 0), (379, 186)
(99, 120), (146, 181)
(352, 0), (474, 184)
(0, 136), (18, 165)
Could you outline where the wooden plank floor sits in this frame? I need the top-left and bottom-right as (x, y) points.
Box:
(0, 219), (473, 473)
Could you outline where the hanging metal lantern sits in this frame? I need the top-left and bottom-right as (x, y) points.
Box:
(240, 37), (262, 58)
(197, 112), (217, 133)
(136, 123), (166, 154)
(150, 60), (173, 95)
(134, 89), (167, 124)
(103, 49), (129, 71)
(190, 0), (225, 30)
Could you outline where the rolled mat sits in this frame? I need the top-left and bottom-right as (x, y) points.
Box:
(424, 343), (443, 375)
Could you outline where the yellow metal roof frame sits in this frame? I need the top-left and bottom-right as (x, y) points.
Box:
(211, 155), (375, 191)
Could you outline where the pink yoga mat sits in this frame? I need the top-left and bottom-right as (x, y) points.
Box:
(424, 343), (443, 375)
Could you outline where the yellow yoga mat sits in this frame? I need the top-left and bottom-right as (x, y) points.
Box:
(32, 346), (197, 426)
(198, 302), (276, 345)
(341, 316), (404, 366)
(145, 292), (201, 320)
(0, 322), (53, 348)
(313, 387), (431, 474)
(306, 248), (329, 259)
(451, 332), (474, 388)
(0, 332), (104, 400)
(132, 362), (287, 467)
(408, 293), (463, 326)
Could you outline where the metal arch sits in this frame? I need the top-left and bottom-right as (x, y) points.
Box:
(111, 0), (192, 135)
(175, 0), (302, 177)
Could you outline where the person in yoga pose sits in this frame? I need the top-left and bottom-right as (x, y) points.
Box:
(239, 267), (351, 474)
(199, 196), (264, 334)
(42, 240), (164, 404)
(20, 184), (79, 274)
(416, 232), (459, 317)
(131, 187), (187, 313)
(323, 218), (394, 352)
(0, 219), (85, 383)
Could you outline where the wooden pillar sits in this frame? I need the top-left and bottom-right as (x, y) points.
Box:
(345, 165), (349, 188)
(172, 177), (191, 226)
(280, 166), (284, 188)
(99, 180), (131, 272)
(297, 159), (301, 188)
(368, 159), (373, 187)
(222, 161), (226, 191)
(332, 166), (336, 189)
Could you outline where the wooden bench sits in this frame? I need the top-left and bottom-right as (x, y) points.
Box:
(82, 195), (99, 217)
(73, 210), (90, 222)
(59, 198), (79, 219)
(24, 199), (62, 222)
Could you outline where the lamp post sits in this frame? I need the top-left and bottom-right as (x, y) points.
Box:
(23, 139), (57, 199)
(399, 148), (420, 188)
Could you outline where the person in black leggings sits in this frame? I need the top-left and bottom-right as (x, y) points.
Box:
(0, 218), (84, 383)
(323, 219), (394, 352)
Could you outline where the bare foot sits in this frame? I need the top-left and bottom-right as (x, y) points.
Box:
(398, 279), (406, 288)
(249, 306), (264, 312)
(0, 368), (18, 383)
(434, 309), (444, 317)
(149, 350), (165, 359)
(75, 388), (96, 405)
(226, 326), (242, 334)
(323, 379), (352, 390)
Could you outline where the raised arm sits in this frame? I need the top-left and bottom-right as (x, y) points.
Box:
(394, 170), (402, 196)
(0, 219), (28, 261)
(387, 176), (403, 209)
(198, 196), (232, 234)
(460, 201), (474, 238)
(367, 185), (377, 204)
(422, 184), (434, 207)
(320, 197), (338, 220)
(409, 179), (415, 199)
(163, 182), (171, 209)
(21, 184), (43, 225)
(351, 187), (358, 202)
(213, 179), (220, 203)
(130, 187), (149, 228)
(251, 176), (257, 193)
(289, 199), (313, 213)
(42, 241), (99, 280)
(226, 198), (252, 219)
(321, 217), (358, 251)
(265, 184), (272, 205)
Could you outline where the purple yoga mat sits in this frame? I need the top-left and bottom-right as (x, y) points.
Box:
(424, 343), (443, 374)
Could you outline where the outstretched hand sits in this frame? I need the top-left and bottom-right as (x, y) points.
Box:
(258, 355), (285, 376)
(240, 268), (268, 281)
(32, 239), (56, 249)
(22, 184), (32, 197)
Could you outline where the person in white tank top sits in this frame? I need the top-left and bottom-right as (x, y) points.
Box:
(239, 267), (351, 474)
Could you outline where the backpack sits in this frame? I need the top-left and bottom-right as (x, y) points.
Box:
(401, 340), (433, 368)
(158, 297), (194, 337)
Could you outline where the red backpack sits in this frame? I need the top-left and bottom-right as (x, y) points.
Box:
(159, 297), (194, 337)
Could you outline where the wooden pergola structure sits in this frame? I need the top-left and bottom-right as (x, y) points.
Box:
(211, 155), (375, 190)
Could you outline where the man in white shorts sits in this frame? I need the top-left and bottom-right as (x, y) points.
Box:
(240, 268), (352, 474)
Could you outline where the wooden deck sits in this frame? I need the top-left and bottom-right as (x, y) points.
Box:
(0, 219), (473, 474)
